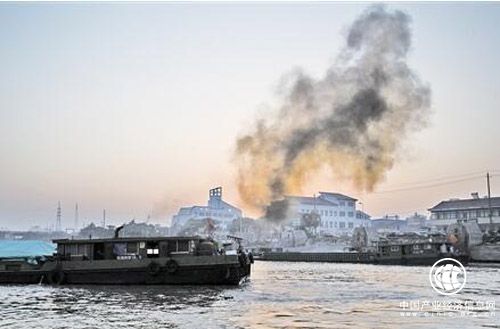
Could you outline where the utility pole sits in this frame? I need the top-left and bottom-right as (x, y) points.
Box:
(56, 201), (62, 232)
(103, 209), (106, 228)
(487, 172), (493, 228)
(74, 203), (79, 231)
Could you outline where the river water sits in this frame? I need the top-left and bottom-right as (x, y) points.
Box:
(0, 262), (498, 328)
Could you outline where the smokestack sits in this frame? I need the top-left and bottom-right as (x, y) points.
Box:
(234, 5), (431, 211)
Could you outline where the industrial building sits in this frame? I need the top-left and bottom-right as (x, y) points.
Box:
(171, 187), (242, 232)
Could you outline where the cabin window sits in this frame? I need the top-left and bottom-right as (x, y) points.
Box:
(93, 243), (105, 260)
(167, 240), (177, 253)
(112, 242), (139, 260)
(6, 264), (21, 271)
(413, 245), (421, 250)
(164, 240), (192, 254)
(177, 240), (189, 252)
(424, 244), (432, 250)
(78, 244), (90, 257)
(146, 241), (160, 258)
(390, 246), (400, 252)
(64, 244), (78, 256)
(147, 248), (159, 255)
(127, 242), (138, 253)
(113, 243), (128, 257)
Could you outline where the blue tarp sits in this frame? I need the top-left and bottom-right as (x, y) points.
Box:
(0, 240), (55, 259)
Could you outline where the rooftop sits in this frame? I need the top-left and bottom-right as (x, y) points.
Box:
(429, 197), (500, 212)
(285, 196), (337, 206)
(53, 236), (203, 245)
(318, 192), (357, 201)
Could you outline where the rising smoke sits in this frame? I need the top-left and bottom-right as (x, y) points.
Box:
(235, 5), (431, 212)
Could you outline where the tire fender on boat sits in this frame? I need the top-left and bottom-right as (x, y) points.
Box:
(165, 259), (179, 274)
(147, 261), (161, 276)
(224, 267), (231, 280)
(48, 270), (65, 285)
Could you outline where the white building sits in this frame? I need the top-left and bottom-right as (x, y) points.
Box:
(277, 192), (370, 235)
(171, 187), (242, 232)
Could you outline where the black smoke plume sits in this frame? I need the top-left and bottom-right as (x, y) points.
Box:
(235, 5), (431, 211)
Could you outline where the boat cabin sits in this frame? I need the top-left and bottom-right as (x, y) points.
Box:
(376, 240), (448, 258)
(53, 236), (214, 261)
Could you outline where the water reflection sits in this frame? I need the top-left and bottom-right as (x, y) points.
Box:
(51, 285), (232, 310)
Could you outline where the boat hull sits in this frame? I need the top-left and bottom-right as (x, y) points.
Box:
(0, 256), (251, 286)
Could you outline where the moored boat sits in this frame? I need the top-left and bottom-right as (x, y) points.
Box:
(0, 229), (252, 285)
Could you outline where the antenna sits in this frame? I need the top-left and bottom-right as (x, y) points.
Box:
(56, 201), (62, 232)
(75, 203), (79, 231)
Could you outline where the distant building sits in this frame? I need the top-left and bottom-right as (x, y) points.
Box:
(171, 187), (242, 232)
(428, 193), (500, 230)
(406, 213), (428, 232)
(270, 192), (370, 235)
(370, 215), (407, 233)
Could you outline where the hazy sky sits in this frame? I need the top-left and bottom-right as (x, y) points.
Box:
(1, 2), (500, 230)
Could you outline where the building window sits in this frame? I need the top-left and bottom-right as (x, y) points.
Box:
(348, 222), (354, 229)
(339, 222), (345, 228)
(340, 201), (345, 206)
(340, 211), (345, 217)
(348, 212), (354, 217)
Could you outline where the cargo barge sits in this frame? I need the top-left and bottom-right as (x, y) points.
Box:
(0, 229), (252, 285)
(257, 236), (469, 266)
